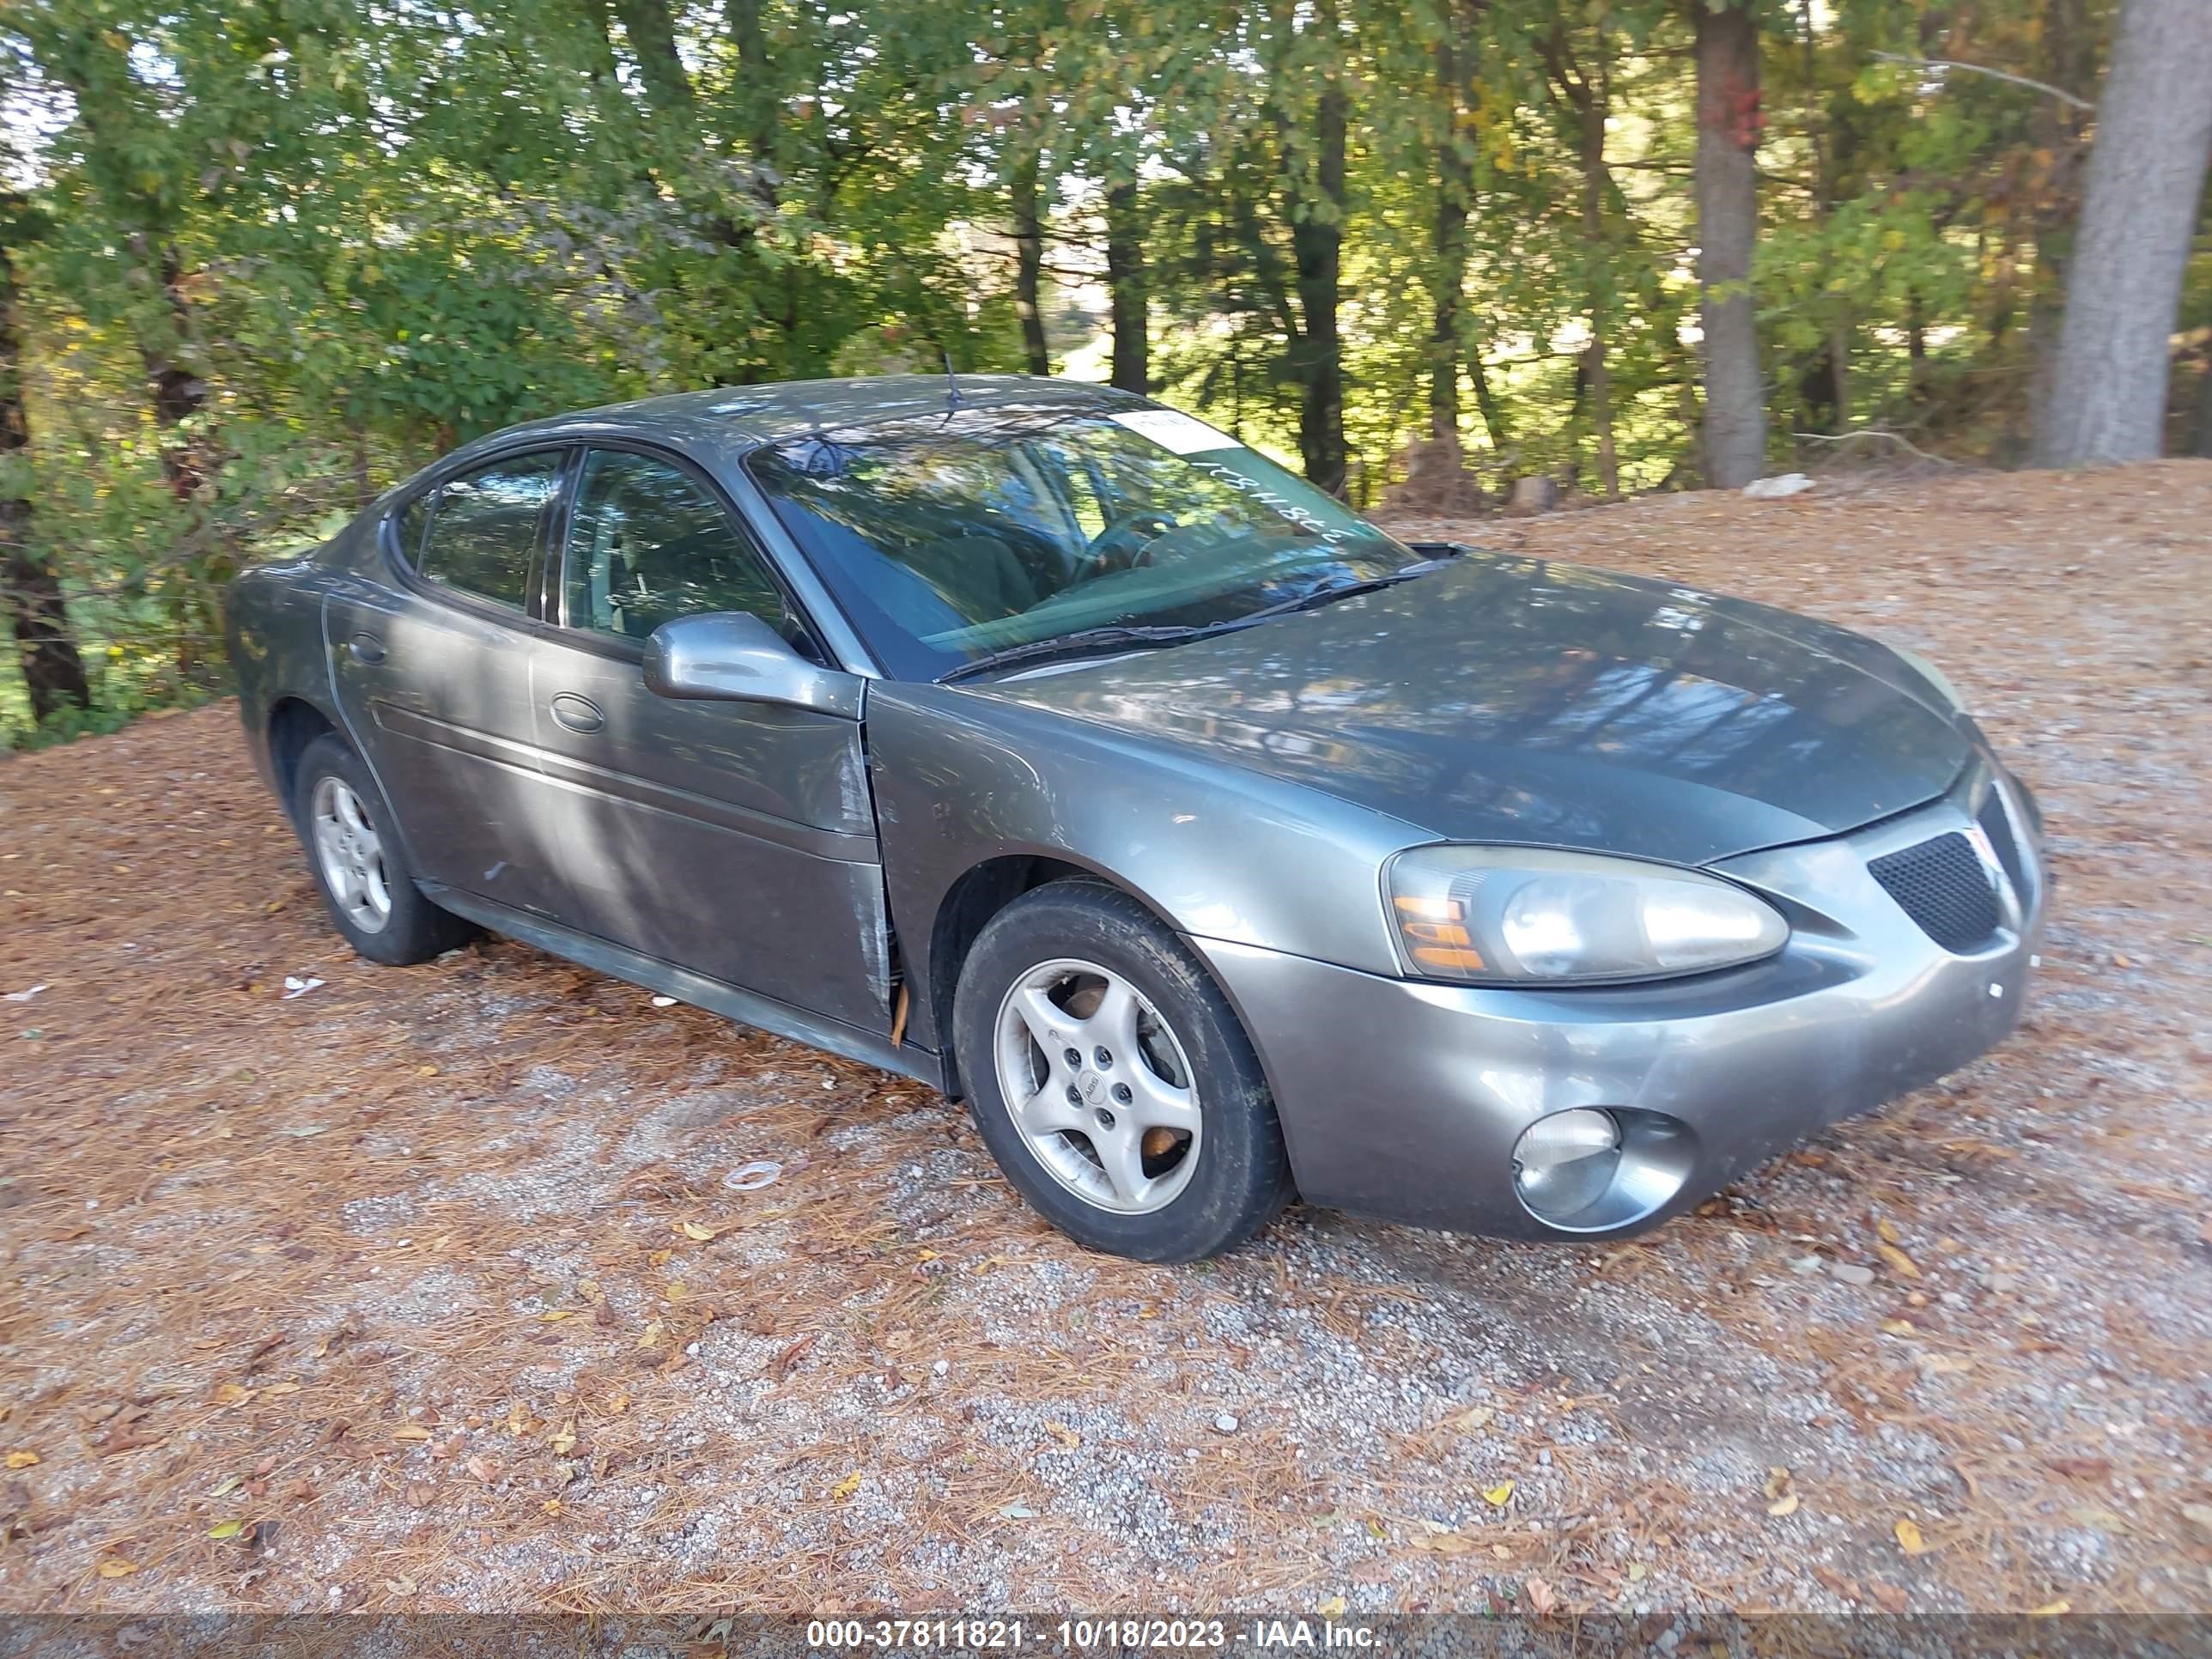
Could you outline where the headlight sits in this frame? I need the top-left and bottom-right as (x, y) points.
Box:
(1890, 644), (1970, 714)
(1384, 846), (1788, 984)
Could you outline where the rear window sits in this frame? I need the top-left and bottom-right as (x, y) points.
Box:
(416, 450), (563, 610)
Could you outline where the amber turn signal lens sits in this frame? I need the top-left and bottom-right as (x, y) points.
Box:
(1411, 945), (1487, 970)
(1393, 894), (1462, 922)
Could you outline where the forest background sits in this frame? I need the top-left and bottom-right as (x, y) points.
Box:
(2, 0), (2208, 744)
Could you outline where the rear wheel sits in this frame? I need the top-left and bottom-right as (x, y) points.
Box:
(954, 880), (1293, 1261)
(292, 732), (476, 965)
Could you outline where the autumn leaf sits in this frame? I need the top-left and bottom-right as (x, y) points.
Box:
(831, 1471), (862, 1499)
(1875, 1243), (1922, 1279)
(1482, 1481), (1515, 1507)
(1767, 1492), (1801, 1517)
(550, 1421), (577, 1455)
(673, 1220), (718, 1241)
(1316, 1595), (1346, 1618)
(1876, 1218), (1902, 1244)
(1524, 1576), (1557, 1615)
(206, 1519), (247, 1540)
(1407, 1531), (1477, 1554)
(538, 1310), (574, 1322)
(1763, 1466), (1792, 1500)
(207, 1474), (241, 1498)
(97, 1558), (136, 1578)
(212, 1383), (255, 1407)
(1894, 1517), (1929, 1555)
(2030, 1600), (2070, 1617)
(1043, 1421), (1079, 1448)
(391, 1425), (432, 1442)
(4, 1451), (39, 1469)
(1439, 1404), (1494, 1432)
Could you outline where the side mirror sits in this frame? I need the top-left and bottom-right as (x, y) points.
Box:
(642, 612), (863, 719)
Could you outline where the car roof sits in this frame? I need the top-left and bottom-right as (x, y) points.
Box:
(453, 374), (1146, 463)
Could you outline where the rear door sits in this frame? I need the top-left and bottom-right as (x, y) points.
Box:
(523, 444), (892, 1031)
(325, 447), (568, 917)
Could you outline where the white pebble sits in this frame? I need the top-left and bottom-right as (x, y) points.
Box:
(1212, 1412), (1240, 1434)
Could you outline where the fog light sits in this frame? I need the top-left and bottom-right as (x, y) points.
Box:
(1512, 1109), (1623, 1223)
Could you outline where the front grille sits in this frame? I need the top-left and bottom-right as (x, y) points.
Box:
(1869, 831), (2002, 952)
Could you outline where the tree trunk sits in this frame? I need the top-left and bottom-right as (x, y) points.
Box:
(2034, 0), (2212, 465)
(1010, 142), (1050, 376)
(612, 0), (696, 118)
(1578, 29), (1618, 496)
(1428, 32), (1471, 452)
(1470, 352), (1509, 449)
(1693, 0), (1767, 488)
(1288, 67), (1349, 495)
(0, 236), (90, 721)
(2024, 0), (2098, 444)
(1105, 179), (1148, 393)
(138, 246), (222, 677)
(726, 0), (775, 161)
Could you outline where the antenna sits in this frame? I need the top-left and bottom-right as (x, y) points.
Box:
(942, 349), (963, 416)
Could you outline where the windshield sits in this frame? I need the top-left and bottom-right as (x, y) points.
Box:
(745, 404), (1424, 679)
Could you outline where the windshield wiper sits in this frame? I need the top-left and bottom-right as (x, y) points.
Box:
(939, 623), (1213, 684)
(1231, 555), (1458, 625)
(938, 554), (1460, 686)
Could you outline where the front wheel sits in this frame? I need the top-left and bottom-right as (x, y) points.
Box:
(952, 880), (1294, 1261)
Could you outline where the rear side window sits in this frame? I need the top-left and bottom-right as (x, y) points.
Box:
(416, 450), (563, 610)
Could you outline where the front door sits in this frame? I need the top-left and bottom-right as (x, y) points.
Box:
(326, 447), (568, 918)
(524, 445), (891, 1033)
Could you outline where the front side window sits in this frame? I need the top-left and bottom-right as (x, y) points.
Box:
(416, 450), (563, 610)
(562, 450), (789, 644)
(745, 404), (1419, 679)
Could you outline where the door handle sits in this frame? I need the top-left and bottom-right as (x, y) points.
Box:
(348, 633), (386, 665)
(549, 693), (605, 734)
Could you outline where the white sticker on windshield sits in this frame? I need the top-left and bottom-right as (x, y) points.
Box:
(1109, 408), (1242, 456)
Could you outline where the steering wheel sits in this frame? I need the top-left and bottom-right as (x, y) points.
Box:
(1086, 509), (1176, 570)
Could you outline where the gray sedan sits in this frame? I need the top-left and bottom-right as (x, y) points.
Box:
(225, 375), (2045, 1261)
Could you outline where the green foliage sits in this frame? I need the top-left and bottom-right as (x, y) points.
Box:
(0, 0), (2183, 744)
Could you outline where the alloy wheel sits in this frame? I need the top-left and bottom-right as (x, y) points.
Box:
(310, 775), (393, 934)
(993, 957), (1202, 1214)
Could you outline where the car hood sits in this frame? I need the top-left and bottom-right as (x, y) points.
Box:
(971, 552), (1972, 866)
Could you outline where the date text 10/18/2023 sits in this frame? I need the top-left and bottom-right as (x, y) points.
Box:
(806, 1620), (1380, 1650)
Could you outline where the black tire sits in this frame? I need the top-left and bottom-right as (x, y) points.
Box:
(953, 879), (1294, 1262)
(291, 732), (477, 966)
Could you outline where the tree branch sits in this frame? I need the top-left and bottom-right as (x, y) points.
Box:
(1870, 52), (2093, 112)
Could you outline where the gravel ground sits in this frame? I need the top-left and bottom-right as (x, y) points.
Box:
(0, 460), (2207, 1618)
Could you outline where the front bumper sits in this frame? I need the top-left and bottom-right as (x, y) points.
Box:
(1197, 763), (2046, 1240)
